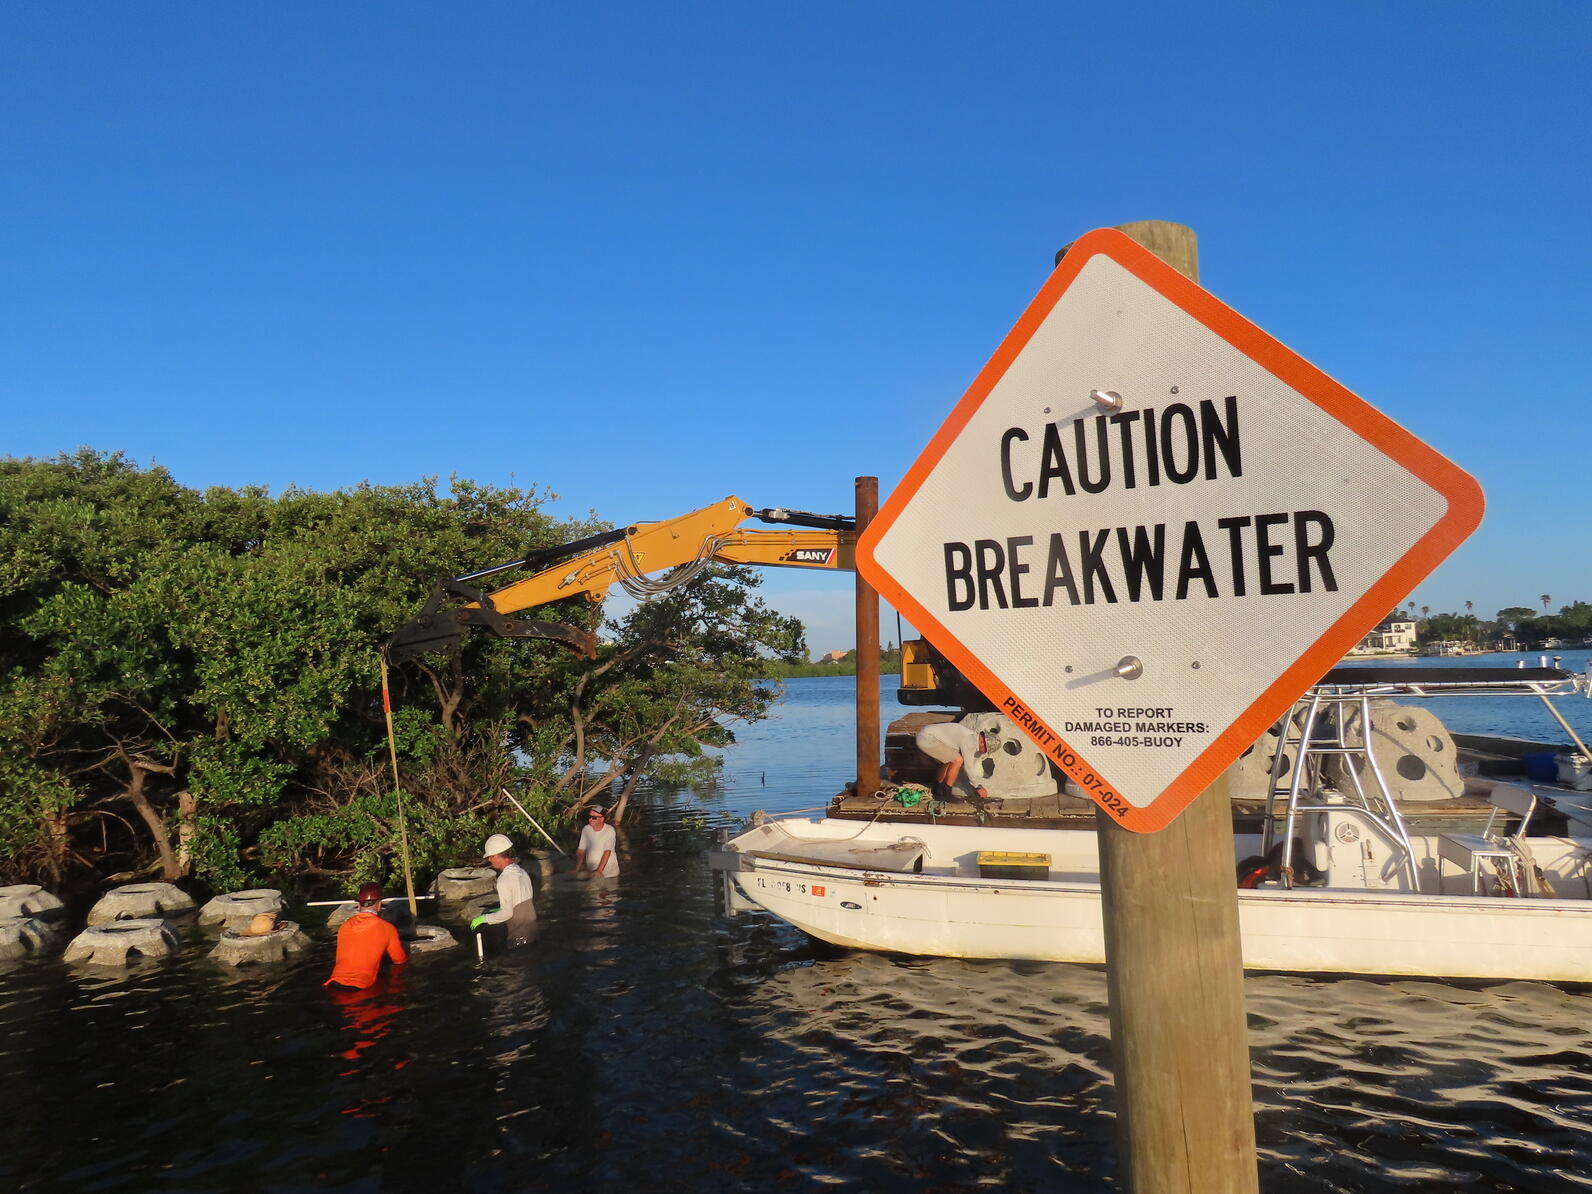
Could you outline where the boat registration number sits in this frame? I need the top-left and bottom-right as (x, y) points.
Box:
(756, 878), (825, 897)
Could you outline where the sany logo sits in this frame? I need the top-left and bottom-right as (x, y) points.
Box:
(782, 547), (835, 565)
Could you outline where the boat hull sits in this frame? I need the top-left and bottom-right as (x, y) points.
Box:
(715, 820), (1592, 983)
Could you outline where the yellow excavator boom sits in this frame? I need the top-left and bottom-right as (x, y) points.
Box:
(384, 496), (855, 662)
(478, 497), (854, 613)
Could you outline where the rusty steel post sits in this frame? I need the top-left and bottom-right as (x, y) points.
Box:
(854, 476), (881, 800)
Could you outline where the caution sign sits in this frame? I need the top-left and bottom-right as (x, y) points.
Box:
(858, 228), (1483, 832)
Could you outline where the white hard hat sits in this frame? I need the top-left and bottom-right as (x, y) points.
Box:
(483, 833), (513, 857)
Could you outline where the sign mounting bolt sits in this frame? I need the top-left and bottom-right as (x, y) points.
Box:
(1115, 656), (1144, 680)
(1090, 389), (1123, 411)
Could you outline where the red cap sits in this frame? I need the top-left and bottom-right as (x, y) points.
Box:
(356, 882), (383, 906)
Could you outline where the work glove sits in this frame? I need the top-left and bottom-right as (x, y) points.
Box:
(469, 912), (495, 931)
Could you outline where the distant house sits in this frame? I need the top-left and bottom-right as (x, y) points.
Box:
(819, 649), (849, 663)
(1347, 619), (1417, 656)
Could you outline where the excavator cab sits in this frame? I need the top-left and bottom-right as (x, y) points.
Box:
(897, 637), (995, 711)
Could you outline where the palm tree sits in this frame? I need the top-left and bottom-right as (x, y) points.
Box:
(1541, 594), (1552, 614)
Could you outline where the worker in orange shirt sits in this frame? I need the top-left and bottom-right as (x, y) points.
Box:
(325, 882), (408, 990)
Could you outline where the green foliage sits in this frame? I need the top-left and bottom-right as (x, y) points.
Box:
(0, 451), (587, 890)
(649, 756), (724, 788)
(1420, 611), (1482, 643)
(257, 802), (386, 876)
(492, 563), (809, 817)
(1556, 602), (1592, 636)
(1413, 600), (1592, 649)
(767, 646), (904, 677)
(0, 450), (805, 893)
(1497, 606), (1537, 630)
(185, 815), (251, 894)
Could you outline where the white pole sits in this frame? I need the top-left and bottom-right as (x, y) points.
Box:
(1536, 692), (1592, 763)
(500, 788), (570, 856)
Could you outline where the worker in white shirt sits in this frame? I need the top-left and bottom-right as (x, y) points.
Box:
(573, 806), (620, 879)
(470, 833), (539, 948)
(913, 721), (991, 803)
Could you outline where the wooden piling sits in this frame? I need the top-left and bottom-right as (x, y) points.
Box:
(1068, 221), (1259, 1194)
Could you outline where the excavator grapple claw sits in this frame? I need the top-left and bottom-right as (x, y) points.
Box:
(384, 579), (597, 662)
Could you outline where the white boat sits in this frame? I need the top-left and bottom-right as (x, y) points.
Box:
(712, 668), (1592, 982)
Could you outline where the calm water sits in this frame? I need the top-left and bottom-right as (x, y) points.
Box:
(1329, 649), (1592, 743)
(4, 665), (1592, 1192)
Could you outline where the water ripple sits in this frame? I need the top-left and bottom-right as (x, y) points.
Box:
(5, 672), (1592, 1191)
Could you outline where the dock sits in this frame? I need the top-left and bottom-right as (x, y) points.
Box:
(823, 714), (1577, 836)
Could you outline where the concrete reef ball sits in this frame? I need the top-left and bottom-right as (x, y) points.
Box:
(63, 919), (182, 966)
(404, 924), (459, 954)
(327, 902), (410, 931)
(209, 921), (312, 967)
(86, 882), (197, 926)
(434, 867), (498, 901)
(199, 889), (286, 929)
(0, 884), (66, 920)
(0, 916), (61, 961)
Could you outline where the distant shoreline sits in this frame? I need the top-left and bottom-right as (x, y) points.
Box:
(770, 660), (902, 678)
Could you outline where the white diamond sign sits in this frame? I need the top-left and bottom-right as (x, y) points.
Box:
(858, 228), (1484, 832)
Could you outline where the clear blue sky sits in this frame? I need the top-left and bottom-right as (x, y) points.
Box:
(5, 2), (1588, 655)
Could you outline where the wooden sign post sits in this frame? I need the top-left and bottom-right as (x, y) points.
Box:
(1086, 222), (1255, 1194)
(856, 220), (1482, 1190)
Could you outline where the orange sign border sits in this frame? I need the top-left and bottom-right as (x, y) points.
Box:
(858, 227), (1485, 833)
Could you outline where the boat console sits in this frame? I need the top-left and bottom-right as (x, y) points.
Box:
(1266, 667), (1588, 896)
